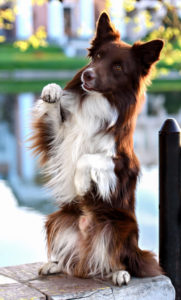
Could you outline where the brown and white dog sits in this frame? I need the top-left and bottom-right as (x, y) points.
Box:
(31, 12), (164, 286)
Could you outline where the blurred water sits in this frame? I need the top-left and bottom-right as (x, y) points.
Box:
(0, 180), (46, 267)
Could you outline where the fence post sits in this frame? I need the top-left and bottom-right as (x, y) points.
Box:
(159, 118), (181, 300)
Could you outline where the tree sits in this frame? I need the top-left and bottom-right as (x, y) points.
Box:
(121, 0), (181, 75)
(0, 0), (47, 50)
(0, 0), (181, 75)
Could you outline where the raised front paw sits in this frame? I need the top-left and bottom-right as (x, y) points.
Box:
(41, 83), (62, 103)
(39, 261), (61, 275)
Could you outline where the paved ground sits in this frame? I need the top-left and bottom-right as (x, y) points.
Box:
(0, 262), (175, 300)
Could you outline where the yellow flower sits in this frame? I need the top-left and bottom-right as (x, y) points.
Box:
(29, 35), (40, 48)
(0, 8), (15, 22)
(165, 57), (173, 65)
(124, 16), (131, 24)
(105, 0), (112, 10)
(123, 0), (136, 12)
(32, 0), (47, 6)
(14, 41), (29, 52)
(134, 26), (141, 33)
(36, 26), (47, 39)
(0, 35), (6, 42)
(133, 16), (139, 24)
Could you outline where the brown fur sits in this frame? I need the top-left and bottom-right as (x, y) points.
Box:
(31, 12), (164, 280)
(29, 116), (54, 165)
(45, 201), (162, 278)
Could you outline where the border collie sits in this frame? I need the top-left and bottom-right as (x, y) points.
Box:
(30, 12), (164, 286)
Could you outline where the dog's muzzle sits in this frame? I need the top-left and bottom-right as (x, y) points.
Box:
(81, 68), (96, 92)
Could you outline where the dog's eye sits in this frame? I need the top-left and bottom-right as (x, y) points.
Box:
(114, 64), (122, 71)
(96, 53), (101, 59)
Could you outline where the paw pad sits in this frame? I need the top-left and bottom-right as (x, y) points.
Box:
(41, 83), (62, 103)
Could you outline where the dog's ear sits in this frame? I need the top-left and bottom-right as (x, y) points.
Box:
(132, 39), (164, 75)
(95, 12), (119, 42)
(88, 12), (120, 57)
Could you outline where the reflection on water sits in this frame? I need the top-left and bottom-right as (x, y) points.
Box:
(0, 180), (46, 267)
(0, 92), (55, 215)
(0, 91), (180, 267)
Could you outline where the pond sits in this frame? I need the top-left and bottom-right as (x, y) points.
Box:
(0, 90), (180, 267)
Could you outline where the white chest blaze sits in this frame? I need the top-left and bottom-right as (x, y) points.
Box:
(45, 91), (118, 204)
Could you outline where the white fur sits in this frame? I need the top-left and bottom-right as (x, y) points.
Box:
(52, 227), (79, 275)
(41, 83), (63, 103)
(40, 221), (131, 284)
(35, 84), (118, 205)
(40, 261), (60, 275)
(34, 99), (62, 135)
(43, 217), (113, 278)
(39, 234), (79, 276)
(112, 270), (131, 286)
(88, 226), (112, 277)
(74, 154), (117, 200)
(40, 226), (79, 276)
(40, 216), (131, 282)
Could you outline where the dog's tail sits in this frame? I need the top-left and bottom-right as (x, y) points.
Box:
(126, 246), (163, 277)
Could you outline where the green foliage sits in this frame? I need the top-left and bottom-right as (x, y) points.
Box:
(0, 79), (68, 93)
(164, 92), (181, 114)
(124, 1), (181, 77)
(0, 44), (88, 70)
(148, 79), (181, 92)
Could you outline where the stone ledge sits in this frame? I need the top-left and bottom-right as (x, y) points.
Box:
(0, 262), (175, 300)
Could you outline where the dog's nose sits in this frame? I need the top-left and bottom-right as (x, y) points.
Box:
(83, 70), (95, 82)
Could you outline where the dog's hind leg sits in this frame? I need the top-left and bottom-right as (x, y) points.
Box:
(39, 203), (82, 276)
(71, 207), (132, 285)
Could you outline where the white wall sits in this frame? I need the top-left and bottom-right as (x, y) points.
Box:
(16, 0), (33, 39)
(47, 0), (66, 45)
(109, 0), (126, 39)
(79, 0), (95, 38)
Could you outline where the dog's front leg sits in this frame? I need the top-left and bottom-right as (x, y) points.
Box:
(31, 83), (66, 164)
(74, 154), (117, 200)
(40, 83), (64, 132)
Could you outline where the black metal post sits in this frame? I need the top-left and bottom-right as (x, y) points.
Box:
(159, 118), (181, 300)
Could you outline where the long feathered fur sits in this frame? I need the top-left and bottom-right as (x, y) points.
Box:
(30, 12), (164, 284)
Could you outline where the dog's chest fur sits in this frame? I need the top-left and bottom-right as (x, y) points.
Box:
(46, 91), (117, 204)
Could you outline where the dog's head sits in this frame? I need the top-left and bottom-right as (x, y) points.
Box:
(81, 12), (164, 98)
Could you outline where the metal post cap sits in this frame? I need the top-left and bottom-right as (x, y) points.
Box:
(159, 118), (181, 133)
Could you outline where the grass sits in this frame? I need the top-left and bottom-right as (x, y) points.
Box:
(148, 79), (181, 92)
(0, 44), (88, 70)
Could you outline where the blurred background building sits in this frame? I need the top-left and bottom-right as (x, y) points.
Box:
(1, 0), (181, 54)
